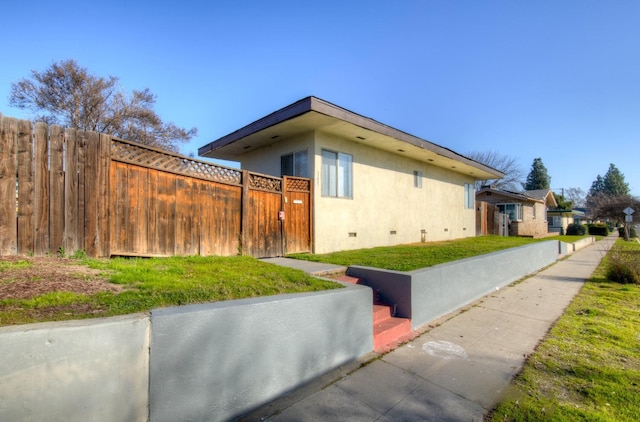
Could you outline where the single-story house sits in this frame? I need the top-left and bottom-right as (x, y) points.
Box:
(476, 186), (558, 238)
(199, 97), (503, 253)
(547, 209), (587, 234)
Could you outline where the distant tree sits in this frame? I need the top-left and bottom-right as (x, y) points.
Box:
(553, 193), (572, 210)
(602, 163), (630, 196)
(589, 175), (605, 196)
(466, 150), (524, 191)
(9, 59), (196, 152)
(588, 193), (640, 225)
(564, 187), (586, 209)
(522, 157), (551, 190)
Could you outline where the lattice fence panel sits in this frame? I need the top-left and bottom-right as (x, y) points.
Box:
(111, 139), (242, 185)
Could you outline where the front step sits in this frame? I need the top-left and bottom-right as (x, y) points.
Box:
(374, 316), (413, 352)
(330, 272), (415, 353)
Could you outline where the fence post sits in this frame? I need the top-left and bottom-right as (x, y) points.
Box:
(241, 170), (249, 256)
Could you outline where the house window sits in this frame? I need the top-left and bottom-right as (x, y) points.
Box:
(321, 149), (352, 198)
(549, 216), (562, 227)
(281, 150), (308, 177)
(497, 203), (523, 221)
(464, 183), (474, 209)
(414, 170), (422, 188)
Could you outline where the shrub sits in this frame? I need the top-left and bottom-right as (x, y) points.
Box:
(617, 226), (638, 238)
(588, 223), (609, 236)
(606, 250), (640, 284)
(566, 223), (587, 235)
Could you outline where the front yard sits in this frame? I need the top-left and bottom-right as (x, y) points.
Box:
(0, 235), (595, 326)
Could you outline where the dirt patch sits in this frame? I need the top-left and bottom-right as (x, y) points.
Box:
(0, 256), (123, 300)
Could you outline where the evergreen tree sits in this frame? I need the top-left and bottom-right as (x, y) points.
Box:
(522, 158), (551, 190)
(589, 175), (605, 196)
(602, 163), (629, 196)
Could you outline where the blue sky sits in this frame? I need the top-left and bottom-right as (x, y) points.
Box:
(1, 0), (639, 196)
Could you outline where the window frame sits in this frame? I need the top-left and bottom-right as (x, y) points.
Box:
(464, 183), (475, 209)
(280, 149), (308, 178)
(414, 170), (422, 188)
(497, 203), (523, 222)
(321, 149), (353, 198)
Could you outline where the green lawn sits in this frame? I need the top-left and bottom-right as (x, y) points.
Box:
(0, 234), (599, 326)
(488, 239), (640, 421)
(0, 255), (341, 326)
(288, 235), (590, 271)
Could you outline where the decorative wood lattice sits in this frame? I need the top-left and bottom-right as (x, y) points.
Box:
(248, 173), (282, 192)
(111, 139), (242, 185)
(286, 177), (311, 192)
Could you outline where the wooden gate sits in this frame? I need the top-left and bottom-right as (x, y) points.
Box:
(242, 174), (312, 258)
(284, 176), (312, 254)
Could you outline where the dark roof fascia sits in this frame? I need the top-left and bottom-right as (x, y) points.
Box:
(199, 96), (504, 179)
(198, 97), (315, 156)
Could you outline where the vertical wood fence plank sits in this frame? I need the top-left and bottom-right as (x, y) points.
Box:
(110, 161), (128, 255)
(157, 171), (177, 255)
(33, 122), (49, 255)
(241, 170), (250, 256)
(16, 120), (34, 255)
(0, 117), (18, 255)
(197, 180), (214, 255)
(49, 126), (65, 254)
(96, 134), (111, 257)
(147, 168), (159, 255)
(65, 128), (80, 253)
(83, 131), (99, 256)
(76, 131), (86, 251)
(223, 185), (242, 256)
(175, 176), (197, 255)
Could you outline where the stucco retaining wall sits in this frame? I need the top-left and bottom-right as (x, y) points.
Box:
(149, 285), (373, 422)
(0, 314), (151, 422)
(0, 285), (371, 422)
(348, 240), (563, 329)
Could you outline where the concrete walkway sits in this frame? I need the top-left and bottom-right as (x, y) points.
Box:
(253, 236), (616, 421)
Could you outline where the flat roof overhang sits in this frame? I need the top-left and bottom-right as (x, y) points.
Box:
(199, 96), (504, 181)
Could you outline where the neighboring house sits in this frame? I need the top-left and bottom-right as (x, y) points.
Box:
(547, 209), (587, 234)
(199, 97), (503, 253)
(476, 186), (558, 238)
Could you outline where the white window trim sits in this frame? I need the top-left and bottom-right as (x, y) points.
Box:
(497, 203), (523, 221)
(321, 149), (353, 198)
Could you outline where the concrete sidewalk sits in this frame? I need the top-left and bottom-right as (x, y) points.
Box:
(252, 237), (616, 421)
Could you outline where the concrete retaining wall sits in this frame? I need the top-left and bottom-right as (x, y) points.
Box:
(1, 240), (583, 420)
(348, 240), (562, 329)
(0, 314), (150, 422)
(568, 236), (595, 253)
(149, 286), (372, 422)
(0, 284), (371, 422)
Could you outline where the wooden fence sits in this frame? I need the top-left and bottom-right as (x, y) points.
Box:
(0, 116), (312, 258)
(475, 201), (508, 236)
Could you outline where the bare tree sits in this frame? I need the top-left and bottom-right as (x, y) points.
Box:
(9, 59), (196, 152)
(587, 193), (640, 225)
(564, 187), (586, 209)
(466, 150), (524, 191)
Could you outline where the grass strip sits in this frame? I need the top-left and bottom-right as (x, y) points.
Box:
(489, 239), (640, 421)
(288, 235), (591, 271)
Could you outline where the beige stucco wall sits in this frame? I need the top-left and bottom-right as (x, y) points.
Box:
(240, 132), (315, 176)
(311, 131), (476, 253)
(237, 130), (477, 254)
